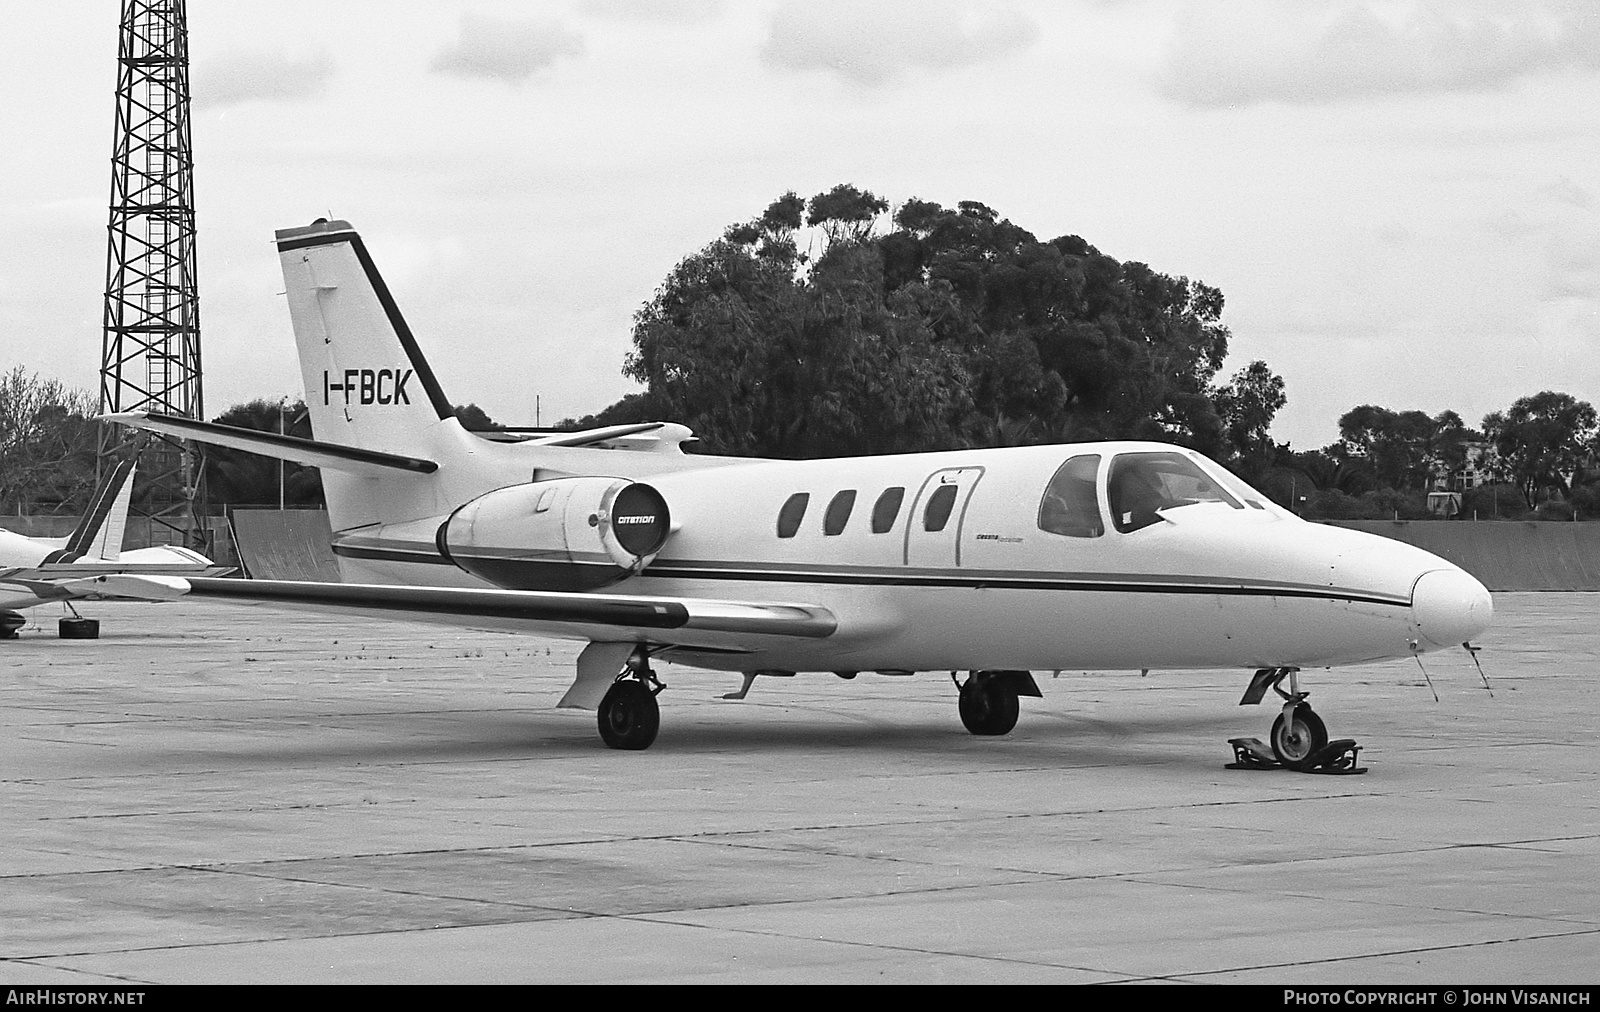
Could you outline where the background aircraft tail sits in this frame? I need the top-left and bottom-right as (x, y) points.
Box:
(61, 459), (135, 561)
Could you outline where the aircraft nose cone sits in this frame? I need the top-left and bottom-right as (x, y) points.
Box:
(1411, 568), (1494, 648)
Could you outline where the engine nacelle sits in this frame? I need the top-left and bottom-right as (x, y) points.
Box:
(437, 477), (671, 591)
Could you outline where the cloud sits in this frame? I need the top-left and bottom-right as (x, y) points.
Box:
(762, 0), (1038, 86)
(193, 51), (335, 109)
(431, 14), (583, 84)
(1540, 178), (1599, 301)
(579, 0), (722, 24)
(1158, 1), (1600, 108)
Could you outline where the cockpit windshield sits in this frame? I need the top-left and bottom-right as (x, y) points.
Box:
(1108, 451), (1243, 533)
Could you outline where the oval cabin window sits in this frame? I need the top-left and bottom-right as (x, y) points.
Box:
(923, 484), (958, 532)
(777, 492), (810, 538)
(823, 490), (856, 536)
(871, 487), (905, 533)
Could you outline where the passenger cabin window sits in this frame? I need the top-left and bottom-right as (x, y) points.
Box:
(1108, 451), (1243, 533)
(923, 484), (959, 532)
(871, 487), (905, 533)
(1038, 454), (1103, 538)
(777, 493), (810, 538)
(823, 490), (856, 535)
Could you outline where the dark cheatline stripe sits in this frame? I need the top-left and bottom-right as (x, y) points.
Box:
(332, 539), (1409, 609)
(184, 577), (690, 628)
(333, 542), (456, 565)
(643, 564), (1406, 607)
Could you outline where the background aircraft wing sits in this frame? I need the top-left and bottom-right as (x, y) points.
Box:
(172, 577), (838, 651)
(0, 571), (194, 611)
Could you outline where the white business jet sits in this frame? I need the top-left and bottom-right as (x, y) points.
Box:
(105, 219), (1493, 764)
(0, 458), (227, 637)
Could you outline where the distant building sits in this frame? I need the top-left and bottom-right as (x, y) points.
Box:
(1434, 437), (1495, 491)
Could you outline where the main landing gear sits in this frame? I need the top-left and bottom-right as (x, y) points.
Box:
(597, 651), (665, 751)
(1229, 666), (1364, 774)
(955, 670), (1042, 736)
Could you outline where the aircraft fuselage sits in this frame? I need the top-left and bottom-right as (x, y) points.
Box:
(325, 439), (1490, 675)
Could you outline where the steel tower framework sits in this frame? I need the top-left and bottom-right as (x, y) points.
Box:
(100, 0), (206, 546)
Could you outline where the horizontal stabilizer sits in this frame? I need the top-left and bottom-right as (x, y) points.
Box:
(523, 422), (665, 446)
(102, 412), (438, 476)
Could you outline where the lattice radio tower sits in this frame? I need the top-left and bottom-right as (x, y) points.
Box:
(100, 0), (207, 549)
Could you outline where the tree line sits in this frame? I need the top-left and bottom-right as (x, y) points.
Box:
(2, 186), (1595, 520)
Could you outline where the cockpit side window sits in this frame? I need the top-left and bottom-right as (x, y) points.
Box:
(1037, 454), (1103, 538)
(1108, 451), (1243, 533)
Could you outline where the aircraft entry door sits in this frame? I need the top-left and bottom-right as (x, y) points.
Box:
(903, 467), (984, 568)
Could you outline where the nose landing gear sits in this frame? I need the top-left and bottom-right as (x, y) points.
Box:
(1229, 666), (1365, 774)
(1270, 703), (1328, 768)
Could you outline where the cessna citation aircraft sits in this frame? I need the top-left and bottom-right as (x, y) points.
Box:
(105, 218), (1494, 765)
(0, 459), (227, 638)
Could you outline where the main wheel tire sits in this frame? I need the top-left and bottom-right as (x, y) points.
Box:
(597, 680), (660, 750)
(59, 617), (100, 640)
(958, 675), (1020, 736)
(1270, 705), (1329, 770)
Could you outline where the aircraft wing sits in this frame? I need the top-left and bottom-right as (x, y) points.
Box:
(0, 572), (196, 611)
(168, 576), (838, 649)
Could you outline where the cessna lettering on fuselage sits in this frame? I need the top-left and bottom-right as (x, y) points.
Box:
(324, 368), (413, 406)
(109, 217), (1494, 761)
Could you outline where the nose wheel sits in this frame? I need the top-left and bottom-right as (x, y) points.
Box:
(1269, 704), (1328, 769)
(1229, 667), (1364, 774)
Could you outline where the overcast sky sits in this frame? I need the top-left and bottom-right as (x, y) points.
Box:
(3, 0), (1597, 450)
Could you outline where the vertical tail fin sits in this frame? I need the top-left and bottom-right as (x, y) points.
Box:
(276, 219), (479, 531)
(275, 219), (457, 457)
(65, 459), (136, 561)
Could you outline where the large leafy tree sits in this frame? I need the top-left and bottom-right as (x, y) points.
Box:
(1483, 391), (1598, 507)
(624, 232), (971, 457)
(1212, 360), (1287, 473)
(611, 187), (1241, 458)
